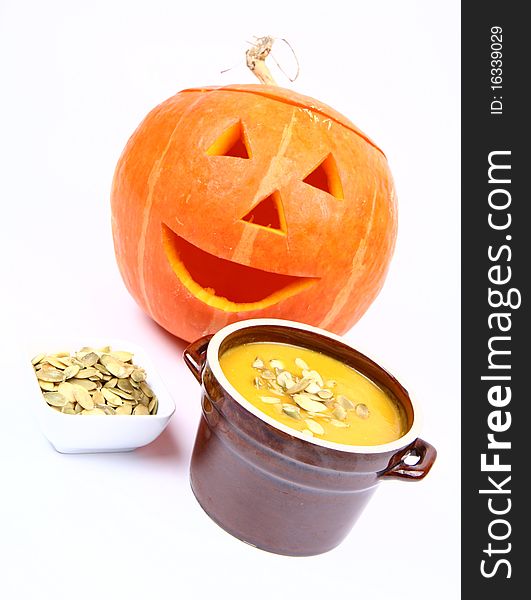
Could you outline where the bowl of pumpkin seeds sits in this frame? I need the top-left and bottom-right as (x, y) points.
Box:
(29, 341), (175, 453)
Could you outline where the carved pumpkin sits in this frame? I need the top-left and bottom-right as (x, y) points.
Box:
(111, 83), (397, 341)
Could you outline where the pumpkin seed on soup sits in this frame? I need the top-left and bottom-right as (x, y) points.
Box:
(355, 403), (370, 419)
(295, 357), (309, 371)
(269, 359), (284, 370)
(252, 357), (264, 369)
(282, 404), (301, 420)
(219, 342), (407, 446)
(305, 419), (325, 435)
(32, 347), (159, 416)
(332, 404), (347, 421)
(260, 396), (281, 404)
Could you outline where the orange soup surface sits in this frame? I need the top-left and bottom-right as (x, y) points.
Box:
(220, 342), (407, 446)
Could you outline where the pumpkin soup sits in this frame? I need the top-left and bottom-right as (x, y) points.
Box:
(220, 342), (407, 446)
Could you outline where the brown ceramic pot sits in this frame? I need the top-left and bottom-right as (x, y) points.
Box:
(184, 319), (436, 556)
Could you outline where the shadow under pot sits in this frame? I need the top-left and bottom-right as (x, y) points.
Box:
(184, 318), (436, 556)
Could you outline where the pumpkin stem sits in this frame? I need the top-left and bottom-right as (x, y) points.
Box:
(246, 36), (278, 85)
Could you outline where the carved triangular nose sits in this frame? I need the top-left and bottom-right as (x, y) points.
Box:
(240, 191), (286, 234)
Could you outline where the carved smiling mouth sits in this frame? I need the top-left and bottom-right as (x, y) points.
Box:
(162, 224), (318, 312)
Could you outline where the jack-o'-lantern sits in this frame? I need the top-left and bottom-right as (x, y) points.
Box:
(111, 39), (397, 342)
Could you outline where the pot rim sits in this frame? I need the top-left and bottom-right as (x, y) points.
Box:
(207, 318), (422, 455)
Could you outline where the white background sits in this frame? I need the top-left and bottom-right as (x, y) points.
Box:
(0, 1), (460, 598)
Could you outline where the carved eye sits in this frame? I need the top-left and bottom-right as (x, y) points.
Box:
(240, 191), (287, 234)
(303, 154), (343, 199)
(206, 121), (251, 158)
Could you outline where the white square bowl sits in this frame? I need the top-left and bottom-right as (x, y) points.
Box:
(29, 339), (175, 453)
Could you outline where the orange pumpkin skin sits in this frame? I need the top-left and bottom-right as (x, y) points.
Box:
(111, 84), (397, 342)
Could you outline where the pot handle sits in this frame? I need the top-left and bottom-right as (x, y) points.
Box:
(183, 335), (213, 384)
(379, 438), (437, 481)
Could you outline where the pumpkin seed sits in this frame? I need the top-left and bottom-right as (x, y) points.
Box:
(112, 388), (133, 400)
(102, 388), (123, 406)
(77, 347), (93, 356)
(269, 359), (284, 370)
(317, 389), (333, 400)
(38, 380), (55, 391)
(79, 352), (99, 367)
(261, 370), (275, 380)
(110, 351), (134, 363)
(31, 353), (46, 365)
(295, 357), (309, 371)
(57, 382), (76, 404)
(43, 392), (67, 407)
(133, 404), (149, 415)
(82, 408), (106, 415)
(276, 371), (293, 389)
(72, 385), (94, 410)
(139, 382), (154, 398)
(355, 403), (370, 419)
(305, 419), (325, 435)
(117, 378), (134, 393)
(307, 370), (324, 386)
(330, 419), (349, 428)
(100, 355), (130, 378)
(282, 404), (302, 420)
(260, 396), (282, 404)
(253, 376), (263, 389)
(121, 398), (137, 406)
(92, 390), (105, 406)
(70, 378), (98, 391)
(285, 377), (312, 394)
(137, 394), (150, 407)
(37, 366), (64, 382)
(252, 358), (264, 369)
(332, 405), (347, 421)
(293, 394), (328, 413)
(131, 369), (146, 382)
(44, 356), (68, 370)
(337, 395), (355, 410)
(148, 397), (158, 414)
(75, 367), (99, 379)
(63, 365), (80, 379)
(307, 411), (331, 420)
(305, 381), (321, 395)
(104, 377), (118, 388)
